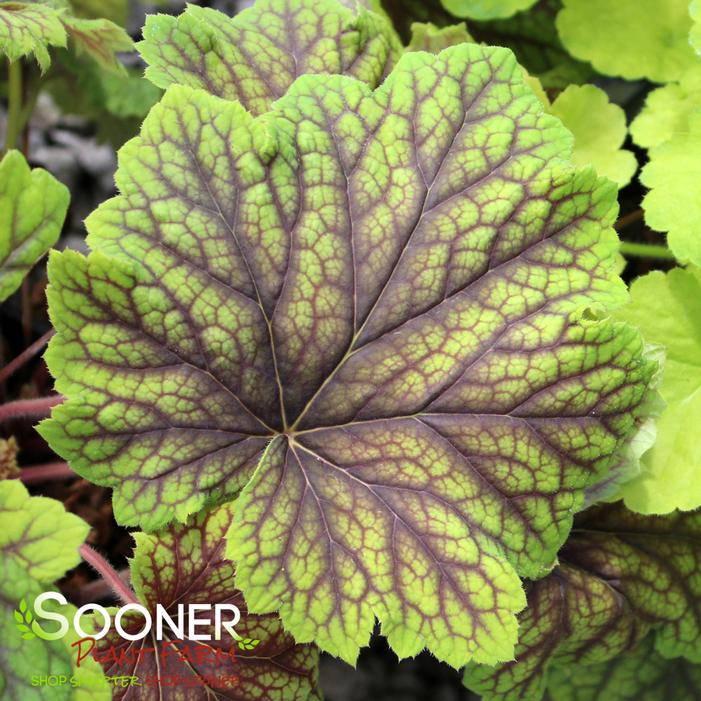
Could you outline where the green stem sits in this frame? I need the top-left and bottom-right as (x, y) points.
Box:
(18, 77), (40, 133)
(619, 241), (676, 261)
(5, 60), (23, 152)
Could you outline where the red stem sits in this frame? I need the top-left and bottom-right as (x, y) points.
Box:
(0, 329), (54, 385)
(0, 395), (62, 423)
(20, 461), (76, 484)
(79, 544), (139, 606)
(74, 568), (131, 605)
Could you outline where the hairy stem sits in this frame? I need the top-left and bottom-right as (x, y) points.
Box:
(5, 60), (24, 153)
(20, 461), (76, 484)
(80, 544), (139, 606)
(619, 241), (676, 261)
(74, 568), (132, 606)
(0, 329), (54, 385)
(0, 395), (62, 424)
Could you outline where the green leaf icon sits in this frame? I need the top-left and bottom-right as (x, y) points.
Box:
(237, 638), (261, 651)
(14, 600), (36, 639)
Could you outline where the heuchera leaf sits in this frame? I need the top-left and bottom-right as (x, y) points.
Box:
(692, 0), (701, 55)
(441, 0), (538, 20)
(556, 0), (698, 82)
(0, 1), (67, 71)
(547, 635), (701, 701)
(0, 150), (69, 302)
(63, 615), (112, 701)
(614, 268), (701, 513)
(69, 0), (128, 26)
(95, 504), (321, 701)
(407, 21), (475, 53)
(137, 0), (401, 115)
(468, 0), (594, 89)
(546, 85), (637, 189)
(0, 480), (90, 701)
(463, 502), (701, 700)
(0, 479), (89, 589)
(40, 46), (655, 666)
(61, 15), (133, 73)
(639, 116), (701, 267)
(46, 50), (162, 141)
(630, 67), (701, 150)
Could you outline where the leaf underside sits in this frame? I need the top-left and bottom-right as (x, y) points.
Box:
(61, 15), (133, 73)
(96, 504), (321, 701)
(464, 502), (701, 700)
(41, 45), (654, 666)
(615, 268), (701, 513)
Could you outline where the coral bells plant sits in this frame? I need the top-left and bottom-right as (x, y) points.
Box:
(1, 0), (700, 700)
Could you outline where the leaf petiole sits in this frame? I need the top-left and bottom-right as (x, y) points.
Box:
(0, 395), (62, 424)
(4, 60), (24, 153)
(0, 329), (54, 385)
(619, 241), (676, 261)
(20, 462), (76, 485)
(80, 544), (139, 606)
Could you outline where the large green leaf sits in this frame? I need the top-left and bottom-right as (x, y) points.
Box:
(0, 1), (67, 71)
(0, 480), (90, 701)
(464, 503), (701, 700)
(630, 66), (701, 150)
(0, 150), (69, 302)
(615, 268), (701, 513)
(556, 0), (698, 82)
(0, 479), (88, 603)
(441, 0), (538, 20)
(138, 0), (401, 115)
(548, 635), (701, 701)
(470, 0), (592, 89)
(41, 46), (654, 666)
(639, 116), (701, 267)
(547, 84), (636, 189)
(692, 0), (701, 54)
(46, 50), (162, 146)
(93, 504), (320, 701)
